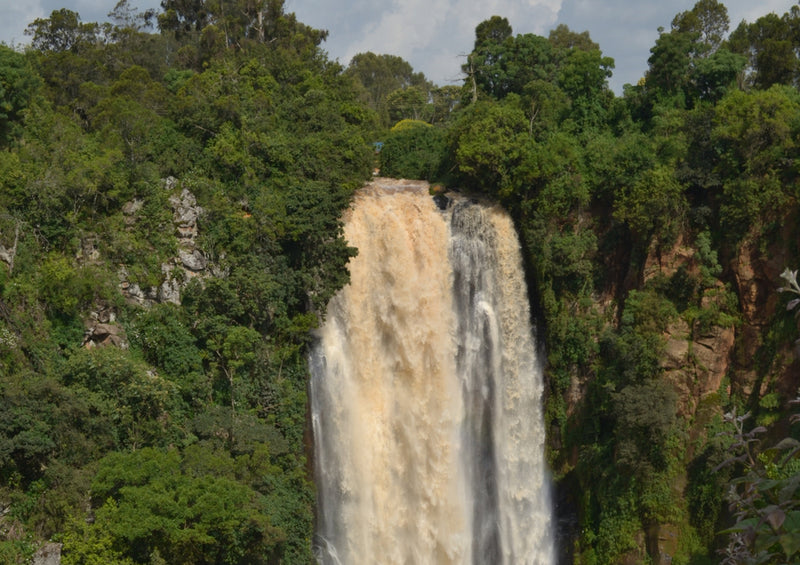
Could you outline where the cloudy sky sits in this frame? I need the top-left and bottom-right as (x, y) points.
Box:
(1, 0), (796, 93)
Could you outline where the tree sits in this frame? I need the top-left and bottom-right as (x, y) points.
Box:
(72, 447), (286, 564)
(613, 164), (687, 245)
(712, 86), (800, 237)
(557, 48), (614, 125)
(108, 0), (156, 32)
(379, 120), (446, 180)
(614, 380), (678, 477)
(25, 9), (100, 53)
(0, 47), (41, 147)
(158, 0), (210, 38)
(452, 98), (534, 196)
(646, 29), (694, 98)
(465, 16), (515, 99)
(346, 52), (432, 127)
(385, 85), (429, 122)
(728, 11), (799, 89)
(474, 15), (512, 50)
(429, 85), (461, 124)
(469, 32), (556, 99)
(672, 0), (730, 55)
(691, 48), (746, 101)
(548, 23), (598, 53)
(645, 1), (737, 105)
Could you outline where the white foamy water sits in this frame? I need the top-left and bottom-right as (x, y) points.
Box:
(310, 180), (554, 564)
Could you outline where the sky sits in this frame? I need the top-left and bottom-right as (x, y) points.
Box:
(1, 0), (797, 93)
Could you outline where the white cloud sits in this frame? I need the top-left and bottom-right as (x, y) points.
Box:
(329, 0), (563, 86)
(344, 0), (452, 63)
(0, 0), (46, 46)
(730, 0), (794, 26)
(2, 0), (798, 93)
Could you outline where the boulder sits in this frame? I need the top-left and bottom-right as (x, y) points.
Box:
(32, 542), (61, 565)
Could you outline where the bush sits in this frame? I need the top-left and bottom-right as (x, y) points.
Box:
(379, 122), (447, 180)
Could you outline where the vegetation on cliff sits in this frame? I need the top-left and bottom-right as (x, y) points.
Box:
(0, 0), (799, 563)
(0, 1), (372, 562)
(378, 2), (800, 563)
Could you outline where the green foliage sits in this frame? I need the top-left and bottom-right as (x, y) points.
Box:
(0, 538), (36, 565)
(613, 164), (686, 244)
(0, 47), (41, 147)
(0, 3), (368, 556)
(557, 48), (614, 125)
(4, 0), (800, 562)
(127, 303), (202, 380)
(60, 348), (180, 450)
(65, 447), (286, 564)
(728, 9), (800, 89)
(686, 426), (733, 548)
(345, 52), (432, 128)
(386, 86), (429, 123)
(715, 86), (800, 233)
(691, 48), (746, 101)
(717, 408), (800, 564)
(672, 0), (730, 53)
(25, 9), (100, 53)
(614, 381), (678, 476)
(379, 121), (446, 180)
(452, 97), (534, 197)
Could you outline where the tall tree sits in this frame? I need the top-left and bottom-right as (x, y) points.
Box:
(25, 9), (100, 53)
(646, 29), (694, 98)
(671, 0), (730, 55)
(346, 52), (431, 127)
(473, 15), (512, 51)
(0, 47), (41, 147)
(548, 23), (599, 53)
(728, 10), (799, 88)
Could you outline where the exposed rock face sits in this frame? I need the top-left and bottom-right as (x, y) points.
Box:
(729, 230), (795, 395)
(0, 220), (20, 271)
(660, 316), (735, 418)
(32, 542), (61, 565)
(613, 227), (798, 562)
(76, 235), (101, 264)
(643, 231), (695, 283)
(119, 178), (209, 307)
(639, 236), (736, 414)
(83, 307), (127, 349)
(170, 186), (202, 241)
(179, 248), (207, 272)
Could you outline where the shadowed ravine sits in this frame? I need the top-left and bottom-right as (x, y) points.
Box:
(310, 179), (554, 564)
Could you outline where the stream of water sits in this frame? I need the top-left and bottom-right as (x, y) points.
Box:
(310, 180), (554, 564)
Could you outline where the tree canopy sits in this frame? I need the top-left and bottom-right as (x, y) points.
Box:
(2, 1), (800, 564)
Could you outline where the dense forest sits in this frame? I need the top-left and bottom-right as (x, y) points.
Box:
(0, 0), (799, 563)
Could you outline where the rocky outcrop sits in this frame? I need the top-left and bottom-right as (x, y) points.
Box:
(642, 232), (695, 283)
(660, 315), (735, 418)
(170, 185), (202, 242)
(82, 307), (127, 349)
(76, 235), (101, 264)
(32, 542), (61, 565)
(119, 177), (210, 307)
(0, 220), (20, 272)
(640, 235), (736, 414)
(729, 229), (797, 396)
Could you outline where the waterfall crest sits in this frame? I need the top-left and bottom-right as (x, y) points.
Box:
(311, 180), (554, 564)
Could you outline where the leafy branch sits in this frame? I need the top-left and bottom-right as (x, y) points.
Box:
(779, 268), (800, 353)
(716, 406), (800, 564)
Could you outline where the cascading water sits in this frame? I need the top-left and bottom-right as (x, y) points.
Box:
(310, 179), (554, 565)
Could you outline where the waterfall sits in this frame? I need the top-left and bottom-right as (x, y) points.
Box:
(310, 180), (554, 565)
